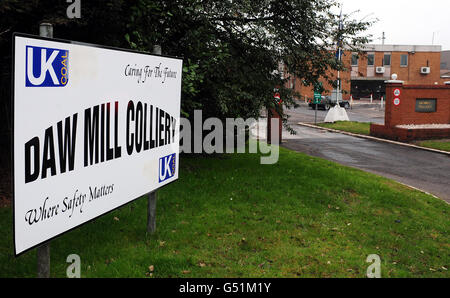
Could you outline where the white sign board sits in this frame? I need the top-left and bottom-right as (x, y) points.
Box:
(13, 34), (182, 255)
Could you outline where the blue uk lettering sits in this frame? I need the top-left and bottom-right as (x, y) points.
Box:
(159, 154), (176, 183)
(26, 45), (69, 87)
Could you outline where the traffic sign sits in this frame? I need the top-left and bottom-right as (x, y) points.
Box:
(274, 93), (282, 105)
(393, 98), (401, 106)
(313, 92), (322, 104)
(393, 88), (401, 97)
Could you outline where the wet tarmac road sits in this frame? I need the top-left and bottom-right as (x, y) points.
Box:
(282, 125), (450, 203)
(285, 103), (385, 125)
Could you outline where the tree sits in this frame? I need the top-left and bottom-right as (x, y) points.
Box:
(0, 0), (373, 161)
(124, 0), (373, 126)
(0, 0), (137, 166)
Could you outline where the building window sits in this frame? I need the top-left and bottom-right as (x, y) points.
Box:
(367, 54), (375, 66)
(351, 54), (359, 66)
(401, 54), (408, 67)
(384, 54), (391, 66)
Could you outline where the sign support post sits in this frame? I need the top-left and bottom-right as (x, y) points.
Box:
(36, 22), (53, 278)
(147, 191), (157, 234)
(37, 242), (50, 278)
(267, 90), (283, 145)
(147, 45), (162, 234)
(315, 103), (318, 125)
(313, 84), (322, 125)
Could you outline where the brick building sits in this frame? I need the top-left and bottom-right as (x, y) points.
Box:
(289, 44), (443, 101)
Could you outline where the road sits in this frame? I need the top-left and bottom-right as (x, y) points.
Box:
(286, 102), (385, 125)
(281, 125), (450, 203)
(253, 105), (450, 203)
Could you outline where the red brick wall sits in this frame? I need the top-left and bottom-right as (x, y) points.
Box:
(375, 52), (441, 84)
(291, 52), (352, 101)
(403, 52), (441, 84)
(385, 83), (450, 127)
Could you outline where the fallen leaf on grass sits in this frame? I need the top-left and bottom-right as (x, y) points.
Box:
(113, 217), (119, 221)
(149, 265), (154, 272)
(182, 270), (191, 274)
(430, 233), (439, 240)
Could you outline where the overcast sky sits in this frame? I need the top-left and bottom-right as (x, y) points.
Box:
(339, 0), (450, 50)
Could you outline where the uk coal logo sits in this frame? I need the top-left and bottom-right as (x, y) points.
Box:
(159, 153), (176, 183)
(26, 45), (69, 87)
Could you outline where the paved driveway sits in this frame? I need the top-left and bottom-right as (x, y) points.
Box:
(285, 103), (385, 125)
(281, 125), (450, 203)
(253, 105), (449, 203)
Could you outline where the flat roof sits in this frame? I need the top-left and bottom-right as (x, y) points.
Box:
(351, 77), (388, 81)
(361, 44), (442, 52)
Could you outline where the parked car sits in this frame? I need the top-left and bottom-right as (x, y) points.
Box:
(308, 95), (350, 110)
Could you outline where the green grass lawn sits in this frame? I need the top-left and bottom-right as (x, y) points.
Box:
(317, 121), (371, 136)
(417, 140), (450, 153)
(0, 147), (449, 278)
